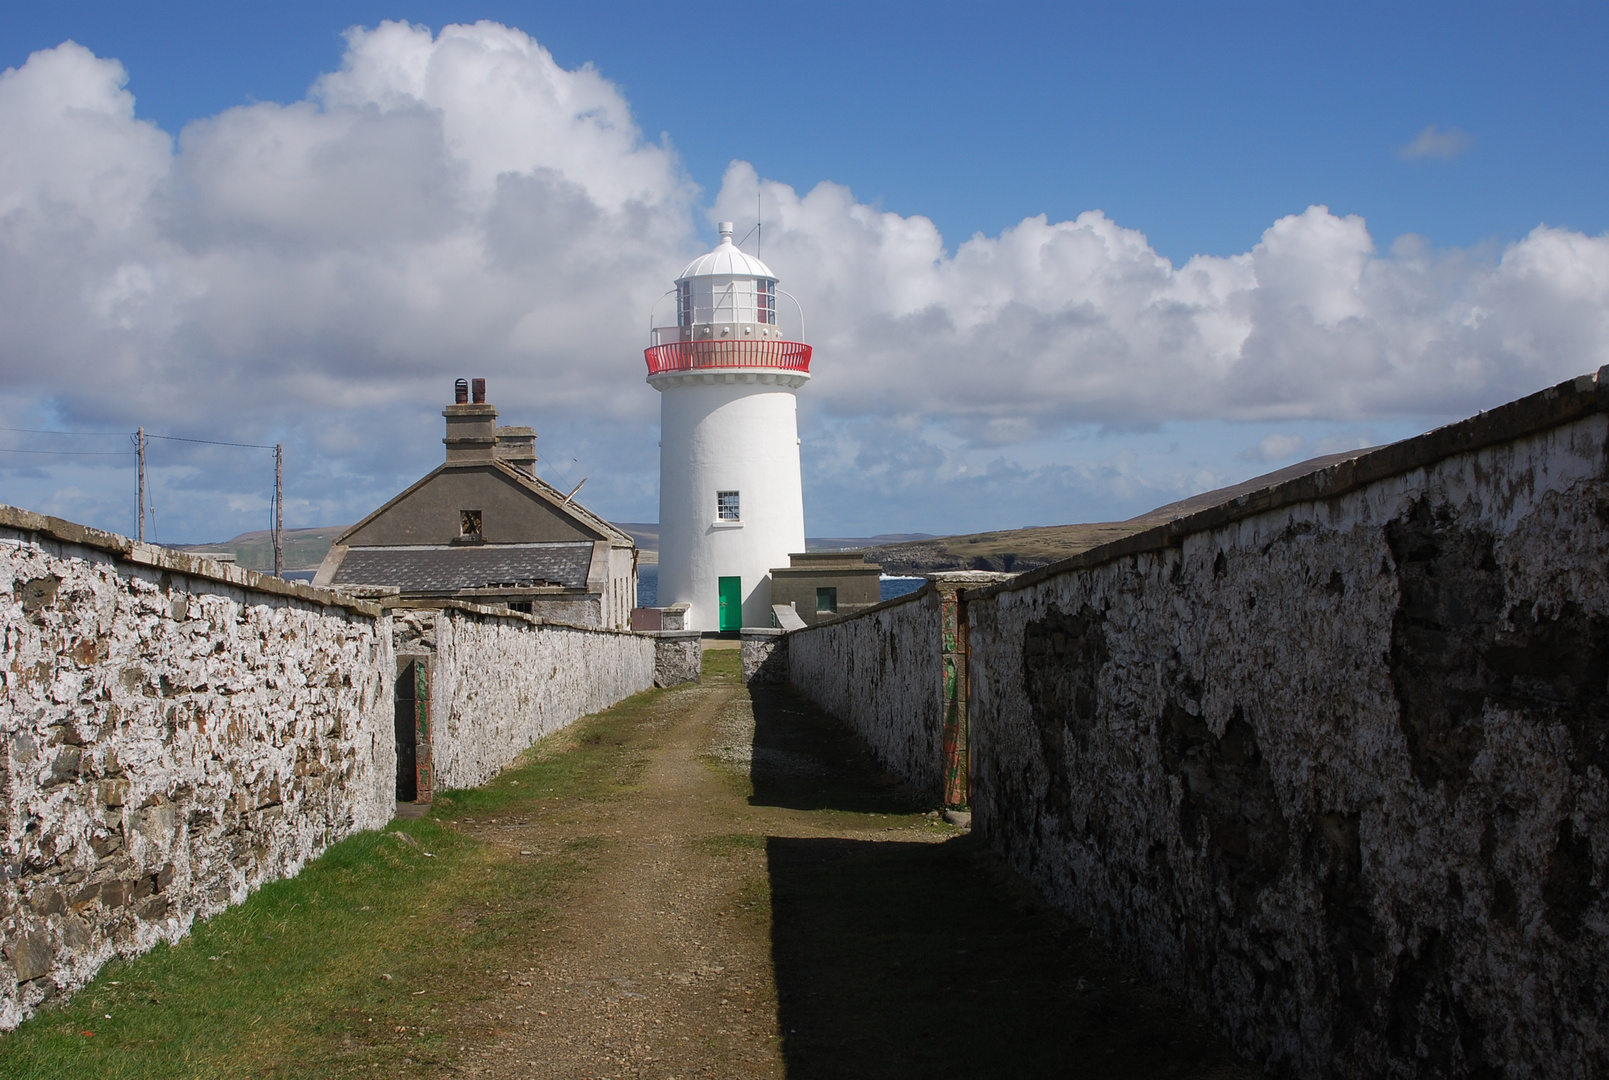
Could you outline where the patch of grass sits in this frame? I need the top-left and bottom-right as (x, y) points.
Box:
(429, 687), (663, 819)
(0, 697), (659, 1080)
(731, 873), (772, 929)
(696, 832), (768, 857)
(701, 647), (742, 683)
(561, 836), (610, 852)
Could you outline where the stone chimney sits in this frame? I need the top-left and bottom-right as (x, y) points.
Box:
(495, 425), (537, 476)
(443, 377), (498, 465)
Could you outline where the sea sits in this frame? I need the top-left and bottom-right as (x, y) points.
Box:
(636, 565), (925, 609)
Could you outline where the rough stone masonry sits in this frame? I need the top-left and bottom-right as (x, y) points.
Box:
(0, 508), (395, 1031)
(391, 602), (655, 792)
(788, 371), (1609, 1078)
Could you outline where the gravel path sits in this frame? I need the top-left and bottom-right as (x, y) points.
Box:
(435, 659), (1256, 1080)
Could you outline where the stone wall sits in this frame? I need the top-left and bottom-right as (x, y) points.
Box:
(0, 507), (394, 1031)
(968, 377), (1609, 1078)
(740, 629), (788, 685)
(649, 631), (701, 688)
(785, 588), (947, 801)
(391, 603), (654, 792)
(784, 371), (1609, 1077)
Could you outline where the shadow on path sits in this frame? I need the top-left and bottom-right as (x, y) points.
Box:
(766, 834), (1255, 1080)
(747, 683), (924, 814)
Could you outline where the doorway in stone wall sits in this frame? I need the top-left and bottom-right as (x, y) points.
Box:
(393, 658), (431, 802)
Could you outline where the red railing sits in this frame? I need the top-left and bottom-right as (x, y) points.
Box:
(644, 339), (812, 376)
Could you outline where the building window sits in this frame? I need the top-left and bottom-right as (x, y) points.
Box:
(716, 490), (740, 521)
(460, 509), (482, 538)
(758, 279), (777, 324)
(816, 587), (838, 613)
(677, 281), (692, 328)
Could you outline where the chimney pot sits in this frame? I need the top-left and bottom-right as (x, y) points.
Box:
(454, 378), (469, 404)
(472, 378), (486, 404)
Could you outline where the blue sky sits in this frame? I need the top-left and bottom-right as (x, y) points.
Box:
(1, 4), (1607, 541)
(11, 2), (1605, 259)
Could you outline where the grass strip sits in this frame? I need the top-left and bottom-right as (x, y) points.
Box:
(0, 687), (665, 1080)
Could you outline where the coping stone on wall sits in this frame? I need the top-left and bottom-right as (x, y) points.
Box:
(648, 629), (701, 687)
(0, 504), (381, 617)
(741, 627), (788, 682)
(785, 580), (934, 635)
(384, 596), (642, 636)
(964, 367), (1609, 602)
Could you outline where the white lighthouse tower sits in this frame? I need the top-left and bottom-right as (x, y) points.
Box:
(648, 222), (812, 632)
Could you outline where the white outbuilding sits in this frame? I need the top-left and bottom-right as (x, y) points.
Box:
(646, 222), (812, 631)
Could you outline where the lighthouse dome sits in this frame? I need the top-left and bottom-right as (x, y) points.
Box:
(666, 221), (787, 337)
(677, 222), (775, 282)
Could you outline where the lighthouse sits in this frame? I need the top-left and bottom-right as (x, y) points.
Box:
(647, 222), (812, 632)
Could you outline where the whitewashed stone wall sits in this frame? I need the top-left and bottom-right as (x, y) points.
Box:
(393, 605), (654, 792)
(0, 509), (394, 1031)
(650, 631), (701, 688)
(786, 588), (946, 800)
(779, 373), (1609, 1077)
(970, 390), (1609, 1077)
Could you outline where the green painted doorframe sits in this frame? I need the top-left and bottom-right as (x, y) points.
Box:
(718, 576), (742, 631)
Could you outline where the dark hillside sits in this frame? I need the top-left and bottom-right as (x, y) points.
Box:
(864, 449), (1375, 575)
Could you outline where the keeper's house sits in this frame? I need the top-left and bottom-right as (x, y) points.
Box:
(314, 379), (637, 629)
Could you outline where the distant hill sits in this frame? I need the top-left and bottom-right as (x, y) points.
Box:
(806, 533), (938, 551)
(860, 450), (1376, 575)
(176, 526), (347, 572)
(613, 525), (938, 564)
(614, 523), (660, 563)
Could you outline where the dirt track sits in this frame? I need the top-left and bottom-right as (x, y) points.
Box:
(436, 653), (1255, 1079)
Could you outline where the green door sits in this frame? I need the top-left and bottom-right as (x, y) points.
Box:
(718, 576), (742, 631)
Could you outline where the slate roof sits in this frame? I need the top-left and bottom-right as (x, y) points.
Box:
(331, 543), (595, 593)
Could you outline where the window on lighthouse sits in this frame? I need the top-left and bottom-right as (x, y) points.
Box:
(677, 281), (692, 328)
(716, 491), (740, 521)
(711, 280), (755, 324)
(758, 279), (777, 325)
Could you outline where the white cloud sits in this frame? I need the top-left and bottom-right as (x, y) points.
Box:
(1, 27), (1607, 538)
(1399, 123), (1474, 161)
(0, 24), (694, 429)
(714, 165), (1609, 436)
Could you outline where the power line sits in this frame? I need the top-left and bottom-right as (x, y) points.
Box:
(0, 447), (135, 456)
(3, 425), (282, 566)
(0, 425), (277, 450)
(0, 425), (130, 436)
(145, 433), (277, 451)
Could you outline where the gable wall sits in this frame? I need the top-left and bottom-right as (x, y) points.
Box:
(344, 467), (603, 547)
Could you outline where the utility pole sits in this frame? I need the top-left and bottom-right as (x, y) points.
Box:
(136, 427), (146, 543)
(273, 443), (284, 578)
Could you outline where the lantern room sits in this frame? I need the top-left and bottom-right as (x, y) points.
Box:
(645, 222), (812, 381)
(653, 222), (792, 347)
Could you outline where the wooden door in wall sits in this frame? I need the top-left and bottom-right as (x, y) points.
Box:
(718, 576), (742, 631)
